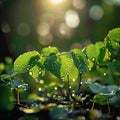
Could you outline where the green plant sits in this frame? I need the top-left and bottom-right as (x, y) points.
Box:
(0, 28), (120, 118)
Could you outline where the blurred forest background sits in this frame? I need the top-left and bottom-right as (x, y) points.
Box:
(0, 0), (120, 62)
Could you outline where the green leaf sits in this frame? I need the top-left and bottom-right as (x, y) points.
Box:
(89, 83), (104, 94)
(29, 57), (46, 79)
(44, 52), (78, 80)
(93, 94), (108, 105)
(60, 53), (78, 81)
(44, 53), (61, 77)
(10, 79), (29, 90)
(111, 60), (120, 74)
(84, 44), (99, 61)
(107, 60), (120, 75)
(84, 42), (111, 66)
(95, 42), (111, 65)
(0, 84), (14, 110)
(105, 28), (120, 42)
(49, 105), (68, 120)
(14, 51), (40, 73)
(43, 52), (79, 89)
(10, 79), (23, 88)
(71, 49), (88, 73)
(41, 46), (59, 56)
(104, 28), (120, 55)
(110, 90), (120, 108)
(88, 82), (119, 94)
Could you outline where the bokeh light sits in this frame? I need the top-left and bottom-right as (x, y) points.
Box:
(1, 22), (10, 33)
(71, 43), (83, 49)
(17, 23), (31, 36)
(103, 0), (120, 6)
(114, 0), (120, 6)
(38, 34), (53, 45)
(37, 22), (50, 36)
(103, 0), (114, 6)
(72, 0), (86, 10)
(65, 9), (80, 28)
(89, 5), (104, 21)
(58, 23), (72, 38)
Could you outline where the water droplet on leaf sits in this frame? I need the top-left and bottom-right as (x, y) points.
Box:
(103, 73), (106, 76)
(40, 80), (44, 84)
(29, 71), (33, 75)
(38, 87), (42, 91)
(54, 86), (58, 90)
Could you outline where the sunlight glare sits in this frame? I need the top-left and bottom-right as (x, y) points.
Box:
(50, 0), (63, 4)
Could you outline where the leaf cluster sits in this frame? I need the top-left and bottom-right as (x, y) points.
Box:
(0, 28), (120, 111)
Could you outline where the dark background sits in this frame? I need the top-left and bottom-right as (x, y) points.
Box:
(0, 0), (120, 62)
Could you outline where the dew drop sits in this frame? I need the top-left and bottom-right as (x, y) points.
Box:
(72, 79), (75, 82)
(111, 90), (116, 94)
(60, 84), (64, 88)
(54, 86), (58, 90)
(35, 79), (39, 82)
(61, 77), (65, 82)
(58, 104), (64, 108)
(89, 68), (91, 71)
(47, 93), (51, 97)
(80, 81), (83, 84)
(91, 58), (95, 61)
(38, 71), (42, 75)
(103, 73), (106, 76)
(18, 85), (22, 88)
(96, 66), (100, 69)
(29, 71), (33, 75)
(115, 42), (118, 46)
(53, 95), (56, 98)
(40, 80), (44, 84)
(72, 93), (75, 97)
(35, 59), (38, 62)
(65, 107), (69, 111)
(16, 65), (19, 67)
(27, 67), (30, 70)
(38, 87), (42, 91)
(31, 103), (38, 108)
(65, 68), (68, 71)
(11, 88), (14, 90)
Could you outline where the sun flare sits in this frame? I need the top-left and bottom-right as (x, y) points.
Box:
(50, 0), (63, 4)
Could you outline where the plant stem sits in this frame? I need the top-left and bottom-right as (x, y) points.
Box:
(77, 72), (82, 95)
(17, 89), (20, 104)
(107, 99), (111, 113)
(91, 102), (95, 111)
(2, 72), (18, 80)
(67, 73), (72, 103)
